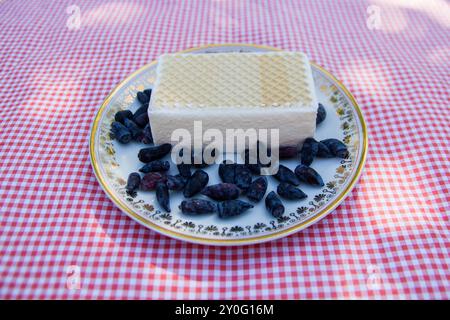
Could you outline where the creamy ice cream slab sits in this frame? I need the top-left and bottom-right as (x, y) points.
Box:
(148, 52), (318, 149)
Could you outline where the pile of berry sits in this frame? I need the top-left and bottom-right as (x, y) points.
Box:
(111, 91), (349, 219)
(110, 89), (153, 144)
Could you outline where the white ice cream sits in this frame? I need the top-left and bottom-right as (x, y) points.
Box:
(148, 51), (318, 149)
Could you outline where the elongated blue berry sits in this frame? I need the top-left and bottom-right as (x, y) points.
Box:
(114, 110), (133, 124)
(201, 183), (240, 201)
(265, 191), (285, 218)
(234, 164), (252, 191)
(316, 103), (327, 125)
(177, 163), (191, 178)
(126, 172), (141, 195)
(138, 144), (172, 163)
(141, 124), (153, 144)
(166, 174), (187, 191)
(133, 112), (149, 128)
(137, 91), (150, 104)
(274, 164), (300, 186)
(156, 182), (170, 212)
(277, 183), (307, 200)
(140, 172), (167, 191)
(321, 139), (349, 158)
(219, 161), (236, 183)
(123, 118), (143, 141)
(183, 170), (209, 198)
(316, 141), (333, 158)
(133, 104), (148, 118)
(246, 177), (268, 202)
(180, 199), (217, 215)
(110, 121), (132, 144)
(294, 164), (324, 187)
(139, 160), (170, 173)
(143, 89), (152, 97)
(300, 138), (319, 166)
(218, 200), (253, 218)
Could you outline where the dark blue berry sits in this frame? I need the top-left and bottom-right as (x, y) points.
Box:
(114, 110), (133, 124)
(133, 104), (148, 117)
(123, 118), (143, 141)
(294, 164), (324, 187)
(133, 104), (149, 128)
(143, 89), (152, 97)
(234, 164), (252, 191)
(156, 182), (170, 212)
(246, 176), (268, 202)
(274, 164), (300, 186)
(141, 124), (153, 144)
(246, 163), (262, 175)
(126, 172), (141, 195)
(316, 103), (327, 125)
(183, 170), (209, 198)
(300, 137), (319, 166)
(177, 163), (191, 178)
(201, 183), (240, 201)
(110, 121), (132, 144)
(317, 141), (333, 158)
(279, 146), (298, 159)
(219, 161), (236, 183)
(138, 143), (172, 163)
(218, 200), (254, 218)
(321, 139), (349, 158)
(166, 174), (187, 191)
(140, 172), (167, 191)
(265, 191), (285, 218)
(133, 112), (149, 128)
(137, 91), (150, 104)
(180, 199), (217, 215)
(277, 182), (307, 200)
(139, 160), (170, 173)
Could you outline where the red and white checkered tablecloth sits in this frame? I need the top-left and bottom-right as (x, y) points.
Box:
(0, 0), (449, 300)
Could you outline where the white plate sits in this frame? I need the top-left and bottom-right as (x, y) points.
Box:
(89, 44), (368, 246)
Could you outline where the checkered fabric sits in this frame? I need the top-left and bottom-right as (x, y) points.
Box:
(0, 0), (449, 300)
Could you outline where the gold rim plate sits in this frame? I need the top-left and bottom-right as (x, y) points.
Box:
(89, 44), (368, 246)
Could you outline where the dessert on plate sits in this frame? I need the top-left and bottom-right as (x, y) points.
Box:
(107, 47), (351, 222)
(148, 52), (318, 149)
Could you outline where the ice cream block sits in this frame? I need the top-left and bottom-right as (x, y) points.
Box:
(148, 51), (318, 149)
